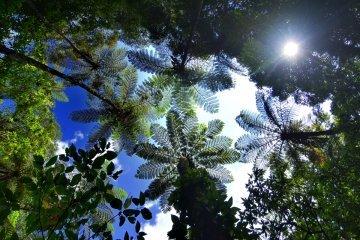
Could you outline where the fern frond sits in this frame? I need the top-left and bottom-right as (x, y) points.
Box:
(183, 116), (198, 134)
(172, 86), (196, 116)
(236, 111), (274, 134)
(197, 149), (240, 166)
(206, 165), (233, 183)
(151, 124), (172, 148)
(216, 54), (244, 74)
(205, 119), (224, 138)
(136, 143), (173, 163)
(159, 187), (175, 212)
(166, 111), (187, 151)
(118, 67), (138, 100)
(127, 49), (169, 74)
(70, 108), (108, 123)
(147, 178), (172, 200)
(136, 162), (170, 179)
(87, 122), (113, 146)
(204, 136), (232, 151)
(194, 86), (219, 113)
(198, 64), (234, 92)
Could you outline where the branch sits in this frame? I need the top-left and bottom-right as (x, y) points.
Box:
(25, 0), (100, 69)
(0, 44), (119, 110)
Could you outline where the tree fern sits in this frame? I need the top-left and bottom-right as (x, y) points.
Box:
(236, 91), (335, 166)
(135, 110), (239, 211)
(68, 50), (168, 150)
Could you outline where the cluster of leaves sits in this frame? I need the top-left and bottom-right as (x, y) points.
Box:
(135, 110), (240, 211)
(0, 60), (61, 187)
(238, 132), (360, 239)
(0, 141), (152, 240)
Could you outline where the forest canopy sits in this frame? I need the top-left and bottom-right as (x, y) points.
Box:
(0, 0), (359, 239)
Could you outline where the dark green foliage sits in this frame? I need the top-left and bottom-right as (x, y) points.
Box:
(0, 141), (152, 239)
(168, 169), (239, 240)
(135, 110), (239, 211)
(238, 138), (360, 239)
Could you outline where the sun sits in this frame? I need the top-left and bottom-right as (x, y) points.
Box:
(282, 41), (299, 58)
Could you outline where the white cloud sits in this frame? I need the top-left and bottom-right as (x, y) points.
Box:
(55, 140), (69, 155)
(70, 130), (84, 143)
(142, 209), (177, 240)
(55, 131), (85, 155)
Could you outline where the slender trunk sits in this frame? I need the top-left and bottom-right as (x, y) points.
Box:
(0, 44), (118, 110)
(179, 0), (204, 70)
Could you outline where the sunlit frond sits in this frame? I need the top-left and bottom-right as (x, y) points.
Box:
(127, 49), (170, 74)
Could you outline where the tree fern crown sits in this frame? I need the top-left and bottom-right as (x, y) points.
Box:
(135, 110), (240, 211)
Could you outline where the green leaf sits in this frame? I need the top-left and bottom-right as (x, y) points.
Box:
(104, 151), (117, 160)
(124, 198), (132, 209)
(107, 162), (115, 175)
(70, 174), (82, 186)
(65, 166), (75, 173)
(112, 170), (123, 180)
(128, 216), (136, 224)
(45, 156), (58, 167)
(110, 198), (123, 210)
(119, 215), (126, 226)
(124, 231), (129, 240)
(33, 155), (44, 169)
(99, 139), (107, 150)
(135, 221), (140, 233)
(0, 208), (10, 224)
(141, 208), (152, 220)
(92, 156), (106, 169)
(139, 192), (146, 206)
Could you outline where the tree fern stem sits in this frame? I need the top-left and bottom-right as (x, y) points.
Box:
(281, 128), (340, 141)
(0, 44), (118, 111)
(180, 0), (204, 69)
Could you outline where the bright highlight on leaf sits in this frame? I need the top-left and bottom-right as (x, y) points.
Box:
(282, 41), (299, 58)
